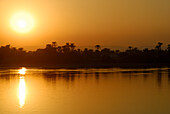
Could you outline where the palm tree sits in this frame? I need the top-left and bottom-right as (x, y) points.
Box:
(84, 48), (88, 52)
(66, 43), (70, 47)
(128, 46), (132, 50)
(70, 43), (76, 51)
(52, 42), (57, 48)
(62, 43), (70, 53)
(167, 44), (170, 51)
(62, 45), (67, 53)
(155, 45), (159, 50)
(46, 44), (52, 48)
(143, 48), (149, 52)
(95, 45), (101, 51)
(57, 46), (62, 53)
(66, 43), (70, 50)
(158, 42), (163, 50)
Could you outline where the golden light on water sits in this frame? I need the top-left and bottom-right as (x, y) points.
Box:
(18, 67), (27, 108)
(18, 67), (26, 75)
(10, 12), (35, 33)
(18, 76), (26, 108)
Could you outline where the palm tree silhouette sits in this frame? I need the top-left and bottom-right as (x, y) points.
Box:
(70, 43), (76, 51)
(52, 42), (57, 48)
(158, 42), (163, 50)
(167, 44), (170, 51)
(128, 46), (132, 50)
(57, 46), (62, 53)
(95, 45), (101, 51)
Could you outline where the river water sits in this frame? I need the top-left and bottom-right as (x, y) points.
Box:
(0, 67), (170, 114)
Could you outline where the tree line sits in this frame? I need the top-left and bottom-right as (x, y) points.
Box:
(0, 42), (169, 67)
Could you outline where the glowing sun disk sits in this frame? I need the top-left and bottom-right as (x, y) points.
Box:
(10, 12), (35, 33)
(17, 20), (27, 28)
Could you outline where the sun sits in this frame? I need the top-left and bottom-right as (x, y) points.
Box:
(10, 12), (35, 33)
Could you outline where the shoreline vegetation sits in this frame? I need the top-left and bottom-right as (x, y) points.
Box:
(0, 42), (169, 68)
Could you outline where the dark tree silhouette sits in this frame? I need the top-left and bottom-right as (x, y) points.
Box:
(70, 43), (76, 51)
(128, 46), (132, 50)
(0, 42), (169, 68)
(95, 45), (101, 51)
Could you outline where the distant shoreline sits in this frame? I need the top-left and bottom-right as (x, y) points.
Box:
(0, 42), (169, 69)
(0, 63), (169, 69)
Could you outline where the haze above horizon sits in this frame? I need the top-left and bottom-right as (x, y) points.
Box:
(0, 0), (169, 49)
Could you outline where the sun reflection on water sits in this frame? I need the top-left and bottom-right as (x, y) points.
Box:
(18, 67), (27, 108)
(18, 67), (26, 75)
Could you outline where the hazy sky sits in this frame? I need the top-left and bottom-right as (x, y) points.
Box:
(0, 0), (170, 50)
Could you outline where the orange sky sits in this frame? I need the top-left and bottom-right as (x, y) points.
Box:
(0, 0), (170, 50)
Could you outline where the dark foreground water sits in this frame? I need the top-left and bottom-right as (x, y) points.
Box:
(0, 68), (170, 114)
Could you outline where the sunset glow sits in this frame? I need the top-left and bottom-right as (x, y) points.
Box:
(0, 0), (168, 49)
(10, 12), (34, 33)
(0, 0), (169, 113)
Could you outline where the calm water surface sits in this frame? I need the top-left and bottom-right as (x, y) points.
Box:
(0, 68), (170, 114)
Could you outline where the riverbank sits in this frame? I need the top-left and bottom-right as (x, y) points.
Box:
(0, 63), (169, 69)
